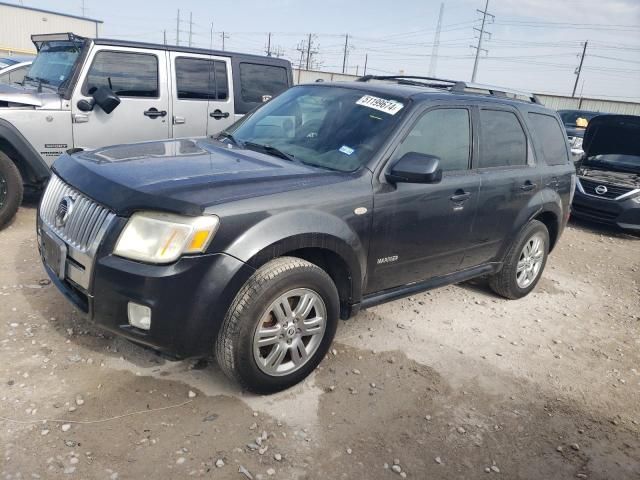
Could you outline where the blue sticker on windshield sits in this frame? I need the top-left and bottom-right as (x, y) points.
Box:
(339, 145), (355, 156)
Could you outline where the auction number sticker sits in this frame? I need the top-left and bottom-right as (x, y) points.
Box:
(356, 95), (404, 115)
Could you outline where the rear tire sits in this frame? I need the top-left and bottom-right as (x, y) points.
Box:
(0, 151), (23, 229)
(215, 257), (339, 394)
(489, 220), (549, 300)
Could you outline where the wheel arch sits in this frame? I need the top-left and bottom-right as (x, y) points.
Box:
(532, 209), (560, 252)
(0, 118), (50, 186)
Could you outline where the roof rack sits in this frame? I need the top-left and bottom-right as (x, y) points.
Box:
(355, 75), (541, 104)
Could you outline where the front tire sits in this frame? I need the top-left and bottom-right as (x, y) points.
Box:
(489, 220), (549, 299)
(0, 151), (23, 228)
(215, 257), (339, 394)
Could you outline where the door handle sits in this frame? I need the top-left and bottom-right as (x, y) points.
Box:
(173, 115), (185, 125)
(450, 190), (471, 202)
(144, 108), (167, 119)
(210, 109), (230, 119)
(520, 181), (537, 192)
(72, 113), (89, 123)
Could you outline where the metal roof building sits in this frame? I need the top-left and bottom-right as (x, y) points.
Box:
(0, 2), (102, 55)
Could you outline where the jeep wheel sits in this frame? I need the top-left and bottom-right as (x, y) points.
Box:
(216, 257), (339, 394)
(489, 220), (549, 300)
(0, 151), (23, 228)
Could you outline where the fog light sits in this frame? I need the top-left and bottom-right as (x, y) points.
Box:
(128, 302), (151, 330)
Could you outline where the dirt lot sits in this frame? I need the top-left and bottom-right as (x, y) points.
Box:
(1, 202), (639, 480)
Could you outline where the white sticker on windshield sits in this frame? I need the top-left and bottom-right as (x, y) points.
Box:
(356, 95), (404, 115)
(339, 145), (355, 155)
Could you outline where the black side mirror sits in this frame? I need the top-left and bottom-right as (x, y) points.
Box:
(92, 86), (121, 114)
(386, 152), (443, 184)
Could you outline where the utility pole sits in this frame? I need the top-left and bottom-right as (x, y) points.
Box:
(210, 22), (214, 49)
(306, 34), (313, 70)
(429, 3), (444, 76)
(266, 32), (272, 56)
(572, 41), (588, 97)
(363, 54), (368, 76)
(470, 0), (494, 83)
(163, 30), (167, 45)
(188, 12), (193, 47)
(176, 9), (180, 46)
(80, 0), (86, 17)
(342, 34), (349, 74)
(220, 32), (229, 51)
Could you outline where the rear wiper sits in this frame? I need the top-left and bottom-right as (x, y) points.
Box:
(217, 131), (242, 147)
(243, 141), (297, 163)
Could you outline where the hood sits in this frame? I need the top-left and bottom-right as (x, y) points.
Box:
(0, 83), (61, 108)
(583, 114), (640, 158)
(578, 166), (640, 189)
(53, 138), (349, 216)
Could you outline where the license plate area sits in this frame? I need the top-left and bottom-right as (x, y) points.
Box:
(41, 229), (67, 280)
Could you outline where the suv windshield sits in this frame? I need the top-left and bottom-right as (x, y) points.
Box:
(26, 41), (82, 89)
(226, 85), (408, 172)
(558, 110), (600, 129)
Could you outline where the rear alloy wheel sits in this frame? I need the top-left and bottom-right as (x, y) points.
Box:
(216, 257), (339, 394)
(489, 220), (549, 299)
(0, 151), (24, 229)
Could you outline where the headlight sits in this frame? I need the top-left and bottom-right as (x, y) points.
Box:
(114, 211), (219, 264)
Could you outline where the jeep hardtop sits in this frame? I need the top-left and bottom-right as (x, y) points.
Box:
(37, 76), (575, 393)
(0, 32), (293, 226)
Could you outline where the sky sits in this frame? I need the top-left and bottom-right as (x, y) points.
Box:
(15, 0), (640, 101)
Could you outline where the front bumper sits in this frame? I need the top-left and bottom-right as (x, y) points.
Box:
(39, 221), (255, 358)
(571, 190), (640, 231)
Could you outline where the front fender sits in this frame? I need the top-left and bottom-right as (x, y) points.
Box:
(0, 117), (50, 182)
(224, 209), (366, 302)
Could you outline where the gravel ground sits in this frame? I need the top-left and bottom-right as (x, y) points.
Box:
(1, 203), (639, 480)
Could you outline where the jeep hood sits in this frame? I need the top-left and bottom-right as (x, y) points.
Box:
(583, 115), (640, 158)
(0, 83), (60, 108)
(53, 138), (350, 216)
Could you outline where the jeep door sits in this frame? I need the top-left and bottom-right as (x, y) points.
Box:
(71, 47), (170, 149)
(367, 106), (481, 293)
(461, 106), (542, 268)
(170, 52), (234, 138)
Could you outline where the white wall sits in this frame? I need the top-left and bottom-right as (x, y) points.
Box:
(0, 4), (100, 55)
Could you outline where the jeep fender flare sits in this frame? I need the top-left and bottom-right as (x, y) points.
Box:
(0, 118), (50, 183)
(224, 209), (366, 303)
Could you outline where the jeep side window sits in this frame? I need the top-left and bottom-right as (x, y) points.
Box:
(239, 63), (288, 103)
(527, 113), (569, 166)
(394, 108), (471, 171)
(84, 51), (158, 98)
(175, 58), (228, 101)
(478, 109), (527, 168)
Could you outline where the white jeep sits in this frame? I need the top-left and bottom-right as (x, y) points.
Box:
(0, 33), (292, 226)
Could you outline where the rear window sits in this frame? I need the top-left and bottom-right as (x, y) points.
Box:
(479, 110), (527, 168)
(175, 57), (228, 100)
(239, 63), (288, 103)
(528, 113), (569, 165)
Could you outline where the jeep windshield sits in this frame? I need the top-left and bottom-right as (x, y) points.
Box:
(25, 40), (82, 90)
(224, 84), (408, 172)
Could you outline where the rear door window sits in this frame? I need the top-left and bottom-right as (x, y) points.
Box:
(478, 109), (527, 168)
(84, 51), (158, 97)
(528, 113), (569, 165)
(239, 63), (288, 103)
(175, 57), (228, 100)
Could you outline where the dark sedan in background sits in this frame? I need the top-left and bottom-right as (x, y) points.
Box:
(572, 115), (640, 231)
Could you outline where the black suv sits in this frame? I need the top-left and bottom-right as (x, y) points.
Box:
(37, 76), (575, 393)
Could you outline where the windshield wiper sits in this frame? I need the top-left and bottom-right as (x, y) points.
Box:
(217, 131), (242, 147)
(243, 141), (297, 163)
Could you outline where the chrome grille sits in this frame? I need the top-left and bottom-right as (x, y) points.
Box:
(40, 175), (116, 252)
(578, 178), (634, 200)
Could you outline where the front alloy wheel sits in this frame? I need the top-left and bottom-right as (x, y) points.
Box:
(216, 257), (339, 394)
(253, 288), (327, 376)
